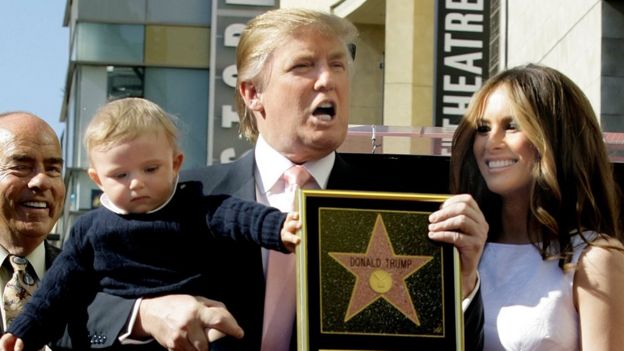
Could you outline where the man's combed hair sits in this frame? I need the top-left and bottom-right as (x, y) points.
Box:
(235, 8), (358, 143)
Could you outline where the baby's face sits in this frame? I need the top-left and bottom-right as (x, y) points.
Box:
(88, 130), (183, 214)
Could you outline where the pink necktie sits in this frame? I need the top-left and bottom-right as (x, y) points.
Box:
(261, 165), (313, 351)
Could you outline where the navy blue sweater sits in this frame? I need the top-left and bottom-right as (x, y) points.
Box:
(8, 181), (287, 350)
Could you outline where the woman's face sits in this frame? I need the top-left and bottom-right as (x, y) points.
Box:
(473, 84), (539, 200)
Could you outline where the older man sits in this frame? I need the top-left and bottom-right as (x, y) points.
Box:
(0, 112), (64, 332)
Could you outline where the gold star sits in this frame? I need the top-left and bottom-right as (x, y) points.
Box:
(329, 214), (433, 326)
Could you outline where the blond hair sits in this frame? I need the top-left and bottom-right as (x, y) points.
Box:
(235, 8), (358, 143)
(84, 98), (179, 159)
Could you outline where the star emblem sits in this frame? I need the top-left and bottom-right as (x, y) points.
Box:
(329, 214), (433, 326)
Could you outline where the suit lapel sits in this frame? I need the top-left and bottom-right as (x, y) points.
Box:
(327, 153), (353, 190)
(228, 151), (256, 201)
(44, 240), (61, 269)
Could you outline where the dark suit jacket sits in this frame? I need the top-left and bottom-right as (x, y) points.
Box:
(69, 151), (483, 350)
(45, 241), (61, 266)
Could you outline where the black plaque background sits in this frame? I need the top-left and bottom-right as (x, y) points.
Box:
(297, 191), (462, 351)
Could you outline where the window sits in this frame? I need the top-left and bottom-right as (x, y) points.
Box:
(107, 66), (145, 100)
(145, 68), (209, 168)
(75, 23), (144, 64)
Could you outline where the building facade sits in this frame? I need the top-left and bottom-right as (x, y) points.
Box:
(57, 0), (623, 240)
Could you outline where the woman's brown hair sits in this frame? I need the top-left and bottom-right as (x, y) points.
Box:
(450, 64), (622, 266)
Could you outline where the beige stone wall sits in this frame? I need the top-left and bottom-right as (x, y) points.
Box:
(383, 0), (434, 154)
(350, 24), (385, 126)
(506, 0), (602, 116)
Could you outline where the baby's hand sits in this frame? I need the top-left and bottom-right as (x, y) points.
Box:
(0, 333), (25, 351)
(281, 212), (302, 252)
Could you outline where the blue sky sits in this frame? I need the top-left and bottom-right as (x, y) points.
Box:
(0, 0), (69, 137)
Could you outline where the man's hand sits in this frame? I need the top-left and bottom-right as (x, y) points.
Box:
(134, 295), (244, 351)
(428, 194), (488, 298)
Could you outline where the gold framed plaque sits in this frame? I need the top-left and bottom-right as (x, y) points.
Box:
(295, 190), (463, 351)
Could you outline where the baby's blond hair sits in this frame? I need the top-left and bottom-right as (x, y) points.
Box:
(84, 98), (179, 160)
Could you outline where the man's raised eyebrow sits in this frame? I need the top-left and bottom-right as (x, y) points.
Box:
(285, 52), (313, 66)
(9, 154), (35, 163)
(47, 157), (64, 166)
(329, 50), (347, 61)
(11, 154), (64, 166)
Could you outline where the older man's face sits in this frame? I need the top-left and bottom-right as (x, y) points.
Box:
(254, 27), (350, 163)
(0, 115), (65, 242)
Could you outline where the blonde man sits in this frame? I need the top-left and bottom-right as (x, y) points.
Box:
(76, 9), (485, 351)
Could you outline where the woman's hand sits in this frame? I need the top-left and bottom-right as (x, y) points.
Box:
(428, 194), (488, 298)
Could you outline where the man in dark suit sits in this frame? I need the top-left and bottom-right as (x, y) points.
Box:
(75, 8), (486, 351)
(0, 112), (64, 333)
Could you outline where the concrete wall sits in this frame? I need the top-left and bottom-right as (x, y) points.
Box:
(601, 1), (624, 131)
(382, 0), (435, 154)
(506, 0), (603, 124)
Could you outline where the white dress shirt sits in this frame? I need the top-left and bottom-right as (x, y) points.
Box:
(254, 135), (335, 273)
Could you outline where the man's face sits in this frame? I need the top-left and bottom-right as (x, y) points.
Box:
(252, 28), (350, 163)
(0, 115), (65, 243)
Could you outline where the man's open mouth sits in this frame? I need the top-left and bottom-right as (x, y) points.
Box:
(312, 102), (336, 121)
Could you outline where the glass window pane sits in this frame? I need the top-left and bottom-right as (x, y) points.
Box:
(76, 23), (144, 64)
(75, 65), (108, 168)
(147, 0), (211, 25)
(144, 68), (209, 168)
(77, 0), (146, 22)
(64, 76), (77, 169)
(145, 25), (210, 68)
(107, 66), (145, 100)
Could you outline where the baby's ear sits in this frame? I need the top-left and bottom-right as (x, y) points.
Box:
(172, 152), (184, 174)
(87, 168), (102, 188)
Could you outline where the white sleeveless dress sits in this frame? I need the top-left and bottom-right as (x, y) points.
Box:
(479, 234), (594, 351)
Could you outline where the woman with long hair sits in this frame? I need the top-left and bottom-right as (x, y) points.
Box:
(429, 63), (624, 350)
